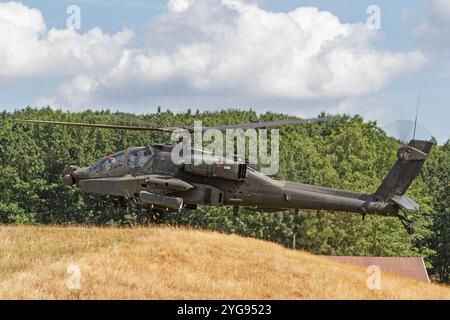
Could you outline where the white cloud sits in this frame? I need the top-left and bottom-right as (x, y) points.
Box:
(415, 0), (450, 44)
(167, 0), (196, 13)
(413, 0), (450, 79)
(329, 97), (394, 123)
(1, 0), (426, 113)
(0, 1), (132, 79)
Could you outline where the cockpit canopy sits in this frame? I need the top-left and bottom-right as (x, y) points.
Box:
(128, 147), (153, 170)
(90, 146), (154, 177)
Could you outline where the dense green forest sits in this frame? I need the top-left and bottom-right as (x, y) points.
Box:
(0, 107), (448, 284)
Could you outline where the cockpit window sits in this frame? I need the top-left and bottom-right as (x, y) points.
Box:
(91, 152), (125, 176)
(128, 147), (153, 170)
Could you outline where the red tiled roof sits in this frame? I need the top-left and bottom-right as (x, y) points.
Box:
(322, 256), (430, 283)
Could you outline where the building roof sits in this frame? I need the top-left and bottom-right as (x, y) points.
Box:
(322, 256), (430, 283)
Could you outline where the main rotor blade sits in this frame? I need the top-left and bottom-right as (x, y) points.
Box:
(209, 115), (340, 131)
(15, 120), (181, 133)
(16, 115), (340, 133)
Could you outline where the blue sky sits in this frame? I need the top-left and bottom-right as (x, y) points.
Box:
(1, 0), (449, 143)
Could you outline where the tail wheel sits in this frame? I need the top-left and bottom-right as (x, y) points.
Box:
(398, 213), (416, 235)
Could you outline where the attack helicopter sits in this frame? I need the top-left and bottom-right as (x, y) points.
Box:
(18, 116), (433, 234)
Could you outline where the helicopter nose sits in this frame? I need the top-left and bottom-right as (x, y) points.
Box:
(63, 165), (89, 186)
(71, 167), (90, 180)
(63, 165), (79, 186)
(63, 173), (75, 186)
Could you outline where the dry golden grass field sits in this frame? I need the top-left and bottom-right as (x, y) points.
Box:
(0, 225), (449, 300)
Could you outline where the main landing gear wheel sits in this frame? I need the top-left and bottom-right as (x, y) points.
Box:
(137, 209), (164, 225)
(112, 196), (129, 212)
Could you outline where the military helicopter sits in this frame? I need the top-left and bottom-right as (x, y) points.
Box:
(18, 116), (433, 234)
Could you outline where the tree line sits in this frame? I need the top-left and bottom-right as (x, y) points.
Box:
(0, 107), (448, 284)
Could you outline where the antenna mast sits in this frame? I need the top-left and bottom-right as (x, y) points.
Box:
(413, 94), (420, 140)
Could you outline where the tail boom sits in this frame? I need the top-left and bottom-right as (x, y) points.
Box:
(273, 140), (432, 217)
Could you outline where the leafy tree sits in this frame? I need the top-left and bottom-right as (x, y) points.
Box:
(0, 108), (447, 283)
(422, 140), (450, 283)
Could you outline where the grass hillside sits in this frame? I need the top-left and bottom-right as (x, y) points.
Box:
(2, 109), (449, 283)
(0, 225), (448, 300)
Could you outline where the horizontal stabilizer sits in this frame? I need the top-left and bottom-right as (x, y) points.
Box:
(390, 194), (419, 211)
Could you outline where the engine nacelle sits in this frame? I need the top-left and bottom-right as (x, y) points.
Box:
(145, 176), (193, 191)
(184, 162), (247, 181)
